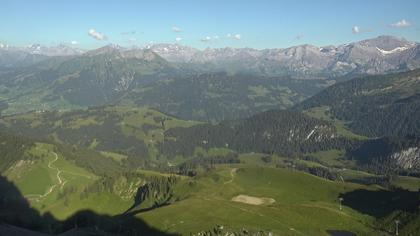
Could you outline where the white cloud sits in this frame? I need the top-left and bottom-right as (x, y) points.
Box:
(213, 35), (219, 40)
(390, 19), (411, 28)
(175, 37), (183, 42)
(227, 33), (241, 40)
(172, 26), (181, 32)
(71, 41), (78, 45)
(128, 37), (137, 42)
(201, 36), (212, 42)
(352, 26), (360, 34)
(88, 29), (107, 40)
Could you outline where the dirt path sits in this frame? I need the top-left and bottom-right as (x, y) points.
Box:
(25, 152), (63, 201)
(223, 168), (237, 185)
(25, 151), (89, 201)
(49, 152), (63, 185)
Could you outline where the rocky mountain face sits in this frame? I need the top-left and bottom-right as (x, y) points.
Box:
(391, 147), (420, 170)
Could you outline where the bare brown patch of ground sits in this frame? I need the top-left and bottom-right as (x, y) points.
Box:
(231, 194), (275, 205)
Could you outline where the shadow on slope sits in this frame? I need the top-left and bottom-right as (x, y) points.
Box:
(341, 188), (420, 218)
(0, 175), (177, 235)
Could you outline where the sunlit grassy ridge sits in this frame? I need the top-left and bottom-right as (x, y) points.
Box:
(136, 165), (377, 235)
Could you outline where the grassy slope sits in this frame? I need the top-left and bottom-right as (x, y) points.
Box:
(3, 143), (103, 218)
(303, 106), (367, 140)
(5, 143), (95, 195)
(136, 165), (377, 235)
(3, 142), (420, 233)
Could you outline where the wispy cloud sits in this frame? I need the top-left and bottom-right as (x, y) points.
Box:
(227, 33), (241, 40)
(201, 36), (212, 42)
(351, 26), (373, 34)
(71, 41), (78, 45)
(175, 37), (183, 42)
(390, 19), (411, 28)
(172, 26), (181, 32)
(88, 29), (107, 40)
(352, 26), (360, 34)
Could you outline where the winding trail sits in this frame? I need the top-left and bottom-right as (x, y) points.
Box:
(25, 151), (89, 202)
(49, 152), (63, 185)
(223, 168), (237, 185)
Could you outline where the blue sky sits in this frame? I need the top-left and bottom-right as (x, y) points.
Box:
(1, 0), (419, 49)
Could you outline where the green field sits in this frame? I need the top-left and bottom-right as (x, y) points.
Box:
(135, 165), (377, 235)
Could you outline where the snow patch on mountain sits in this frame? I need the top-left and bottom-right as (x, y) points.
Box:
(376, 46), (409, 55)
(391, 147), (420, 169)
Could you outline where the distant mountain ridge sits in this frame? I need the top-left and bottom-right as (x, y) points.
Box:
(2, 35), (420, 78)
(142, 36), (420, 79)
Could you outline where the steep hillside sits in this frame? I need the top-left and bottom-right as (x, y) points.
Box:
(0, 132), (34, 172)
(295, 69), (420, 137)
(349, 136), (420, 175)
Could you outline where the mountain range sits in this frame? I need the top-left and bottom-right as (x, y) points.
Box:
(2, 35), (420, 78)
(1, 35), (420, 122)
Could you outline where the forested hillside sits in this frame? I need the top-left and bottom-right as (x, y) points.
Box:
(161, 110), (353, 157)
(294, 69), (420, 137)
(0, 132), (34, 172)
(349, 136), (420, 175)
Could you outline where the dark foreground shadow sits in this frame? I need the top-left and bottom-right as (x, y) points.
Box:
(326, 230), (356, 236)
(341, 188), (420, 218)
(0, 175), (178, 236)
